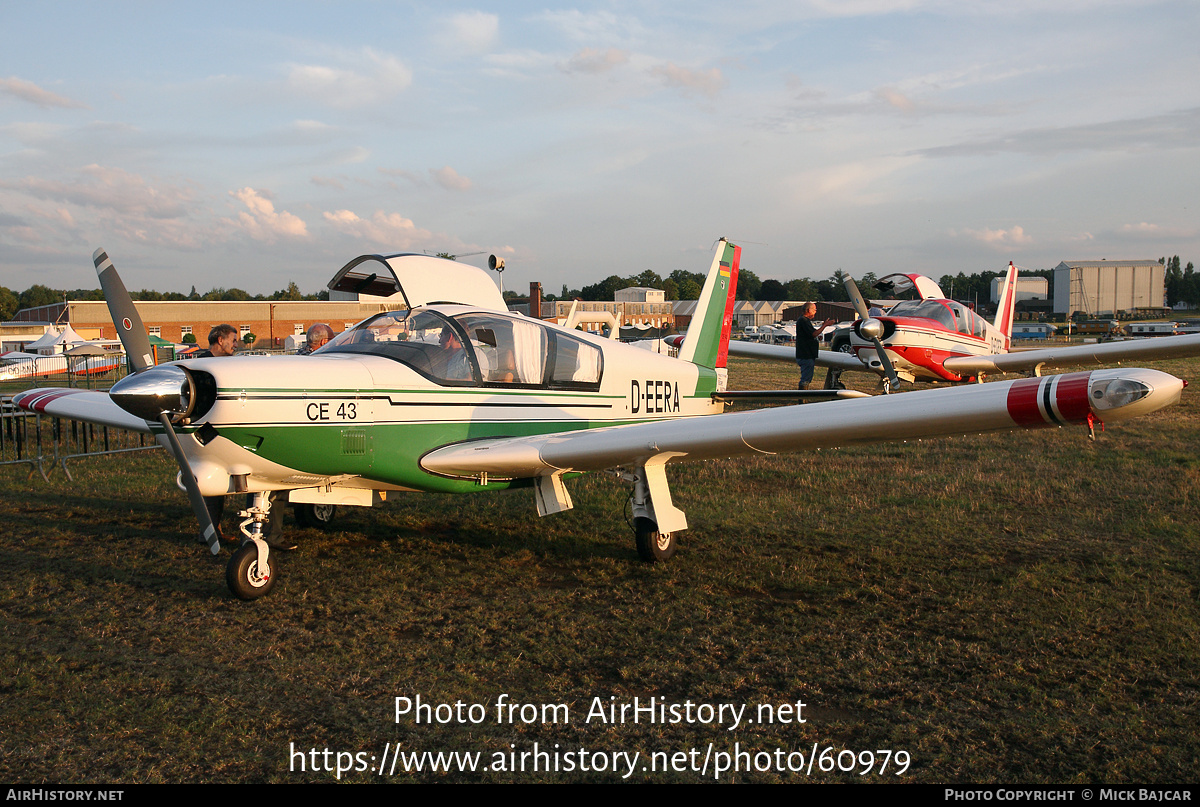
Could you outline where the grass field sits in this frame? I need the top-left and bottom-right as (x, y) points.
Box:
(2, 357), (1198, 783)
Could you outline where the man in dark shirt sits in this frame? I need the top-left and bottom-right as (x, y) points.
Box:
(795, 303), (835, 390)
(194, 323), (238, 358)
(297, 323), (335, 355)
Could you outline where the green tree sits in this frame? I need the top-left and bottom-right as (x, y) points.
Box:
(242, 332), (257, 345)
(273, 282), (303, 301)
(0, 286), (18, 321)
(785, 278), (818, 301)
(676, 278), (702, 300)
(736, 268), (761, 300)
(757, 279), (787, 301)
(19, 284), (61, 310)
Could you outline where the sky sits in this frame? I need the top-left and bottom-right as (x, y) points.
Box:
(1, 1), (1198, 297)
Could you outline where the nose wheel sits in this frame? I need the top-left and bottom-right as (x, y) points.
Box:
(226, 541), (278, 600)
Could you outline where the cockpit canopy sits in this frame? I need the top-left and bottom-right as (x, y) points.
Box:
(887, 299), (987, 338)
(323, 309), (604, 390)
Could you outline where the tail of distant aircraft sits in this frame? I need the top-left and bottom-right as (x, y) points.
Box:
(992, 261), (1018, 350)
(677, 239), (740, 375)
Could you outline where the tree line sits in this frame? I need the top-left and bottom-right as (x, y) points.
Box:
(1163, 256), (1200, 308)
(0, 282), (328, 322)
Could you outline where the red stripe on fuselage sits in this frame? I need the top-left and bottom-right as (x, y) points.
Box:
(1052, 372), (1092, 423)
(1007, 376), (1048, 427)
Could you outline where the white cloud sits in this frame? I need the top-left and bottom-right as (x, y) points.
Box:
(874, 86), (916, 112)
(443, 11), (499, 53)
(227, 188), (309, 242)
(286, 49), (412, 109)
(430, 166), (472, 192)
(322, 209), (437, 249)
(6, 164), (193, 218)
(536, 10), (638, 42)
(650, 63), (727, 98)
(560, 48), (630, 74)
(0, 77), (87, 109)
(1117, 222), (1194, 239)
(965, 225), (1033, 247)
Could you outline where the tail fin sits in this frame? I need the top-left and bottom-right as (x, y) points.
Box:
(677, 238), (740, 371)
(992, 261), (1018, 350)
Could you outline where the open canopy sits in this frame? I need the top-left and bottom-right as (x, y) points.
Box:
(327, 253), (506, 311)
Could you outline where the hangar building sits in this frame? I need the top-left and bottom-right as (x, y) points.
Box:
(1052, 260), (1165, 316)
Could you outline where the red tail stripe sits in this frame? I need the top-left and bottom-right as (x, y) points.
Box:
(715, 245), (740, 369)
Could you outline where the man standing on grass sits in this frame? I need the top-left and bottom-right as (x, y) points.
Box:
(795, 303), (836, 390)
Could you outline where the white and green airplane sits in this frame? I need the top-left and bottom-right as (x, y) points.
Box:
(14, 240), (1187, 600)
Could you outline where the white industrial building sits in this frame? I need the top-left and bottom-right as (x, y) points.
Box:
(1052, 260), (1165, 316)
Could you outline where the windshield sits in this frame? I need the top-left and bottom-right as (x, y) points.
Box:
(324, 309), (603, 390)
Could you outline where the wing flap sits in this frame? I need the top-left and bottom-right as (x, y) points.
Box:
(12, 388), (152, 433)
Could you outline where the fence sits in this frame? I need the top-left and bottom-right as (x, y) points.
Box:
(1, 395), (160, 481)
(0, 352), (129, 390)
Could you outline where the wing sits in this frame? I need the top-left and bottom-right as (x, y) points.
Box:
(12, 388), (153, 433)
(726, 340), (868, 372)
(421, 368), (1182, 478)
(944, 333), (1200, 375)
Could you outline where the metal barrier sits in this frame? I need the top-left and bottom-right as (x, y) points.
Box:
(0, 353), (129, 389)
(0, 398), (49, 480)
(0, 395), (160, 481)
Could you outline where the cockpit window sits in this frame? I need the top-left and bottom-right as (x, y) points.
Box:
(323, 309), (478, 385)
(323, 309), (603, 390)
(887, 300), (956, 331)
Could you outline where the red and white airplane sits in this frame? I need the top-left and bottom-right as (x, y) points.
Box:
(732, 263), (1200, 390)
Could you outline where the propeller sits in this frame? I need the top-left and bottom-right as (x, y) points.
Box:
(94, 248), (223, 556)
(843, 275), (901, 393)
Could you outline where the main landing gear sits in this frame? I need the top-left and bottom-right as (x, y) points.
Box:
(293, 502), (337, 529)
(627, 460), (687, 564)
(634, 517), (677, 562)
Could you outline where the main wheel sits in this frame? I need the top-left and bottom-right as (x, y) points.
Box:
(293, 502), (337, 529)
(226, 542), (278, 600)
(634, 517), (677, 563)
(835, 341), (854, 354)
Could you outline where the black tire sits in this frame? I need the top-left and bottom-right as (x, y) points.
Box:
(834, 340), (854, 354)
(293, 502), (337, 529)
(634, 516), (677, 563)
(226, 542), (278, 600)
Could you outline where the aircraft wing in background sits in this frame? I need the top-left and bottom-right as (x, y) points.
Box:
(944, 333), (1200, 376)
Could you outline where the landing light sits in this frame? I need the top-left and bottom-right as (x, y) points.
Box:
(1090, 378), (1150, 411)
